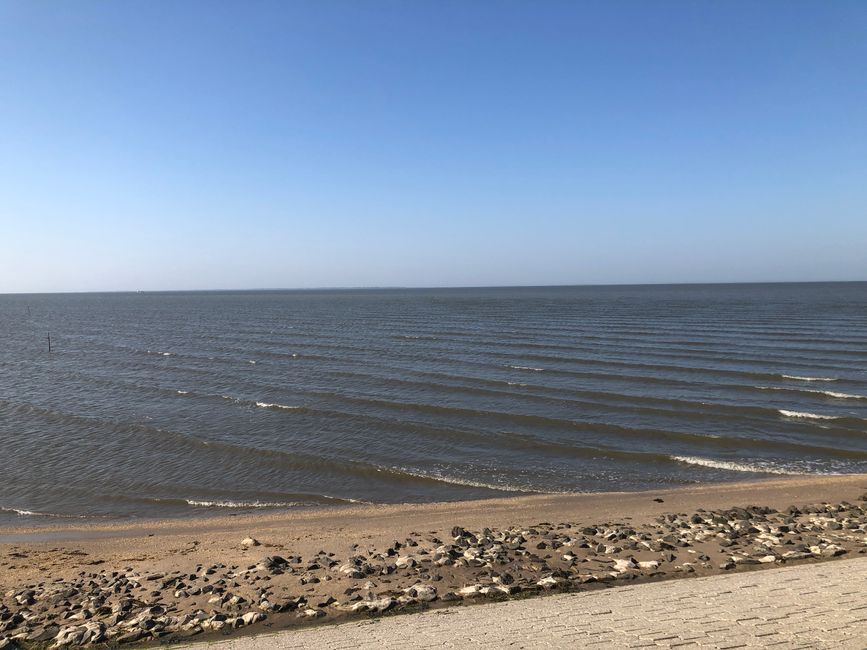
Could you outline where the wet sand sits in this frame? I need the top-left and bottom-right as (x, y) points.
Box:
(3, 475), (866, 560)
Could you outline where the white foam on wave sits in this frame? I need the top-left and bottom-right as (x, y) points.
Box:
(507, 382), (528, 387)
(782, 375), (837, 382)
(758, 386), (865, 400)
(147, 350), (174, 357)
(778, 409), (840, 420)
(0, 506), (48, 516)
(395, 468), (572, 495)
(320, 495), (368, 504)
(672, 455), (808, 475)
(508, 365), (544, 372)
(248, 360), (257, 364)
(255, 401), (301, 410)
(0, 506), (79, 518)
(185, 499), (302, 509)
(176, 390), (189, 395)
(806, 389), (865, 399)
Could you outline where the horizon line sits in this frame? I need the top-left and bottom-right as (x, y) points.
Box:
(2, 279), (866, 296)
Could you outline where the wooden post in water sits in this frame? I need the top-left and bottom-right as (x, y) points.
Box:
(47, 332), (52, 353)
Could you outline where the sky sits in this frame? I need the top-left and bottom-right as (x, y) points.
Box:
(1, 1), (866, 292)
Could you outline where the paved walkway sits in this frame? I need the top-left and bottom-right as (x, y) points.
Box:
(191, 558), (867, 649)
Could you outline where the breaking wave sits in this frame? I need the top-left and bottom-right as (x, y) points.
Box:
(393, 467), (572, 494)
(758, 387), (866, 400)
(0, 506), (80, 518)
(255, 401), (301, 411)
(778, 409), (840, 420)
(781, 375), (837, 382)
(184, 499), (305, 509)
(671, 456), (809, 475)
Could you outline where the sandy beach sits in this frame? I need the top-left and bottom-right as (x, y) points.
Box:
(2, 474), (866, 647)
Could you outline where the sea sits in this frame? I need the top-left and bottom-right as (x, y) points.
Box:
(1, 283), (866, 526)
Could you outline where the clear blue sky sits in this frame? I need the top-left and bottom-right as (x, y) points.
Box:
(1, 1), (865, 292)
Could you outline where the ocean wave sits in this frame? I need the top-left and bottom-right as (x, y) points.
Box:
(672, 456), (808, 475)
(393, 468), (571, 494)
(508, 365), (544, 371)
(804, 389), (865, 399)
(255, 401), (301, 410)
(0, 506), (79, 518)
(758, 386), (866, 400)
(778, 409), (840, 420)
(137, 492), (364, 509)
(185, 499), (304, 509)
(146, 350), (174, 357)
(320, 495), (368, 504)
(176, 390), (189, 395)
(781, 375), (837, 382)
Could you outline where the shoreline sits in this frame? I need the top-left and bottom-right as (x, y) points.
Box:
(2, 474), (866, 648)
(2, 474), (864, 542)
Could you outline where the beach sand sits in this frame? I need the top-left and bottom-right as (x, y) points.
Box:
(2, 474), (866, 647)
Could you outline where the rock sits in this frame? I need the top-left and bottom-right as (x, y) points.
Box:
(80, 622), (105, 645)
(350, 598), (394, 613)
(27, 625), (60, 643)
(405, 585), (437, 602)
(53, 626), (85, 647)
(117, 629), (145, 643)
(822, 546), (846, 557)
(612, 558), (638, 573)
(299, 608), (325, 619)
(241, 537), (261, 548)
(394, 556), (417, 569)
(337, 563), (365, 579)
(458, 585), (482, 598)
(537, 576), (562, 588)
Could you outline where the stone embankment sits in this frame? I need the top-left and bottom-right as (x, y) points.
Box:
(2, 497), (866, 648)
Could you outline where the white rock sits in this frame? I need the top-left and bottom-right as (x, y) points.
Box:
(613, 558), (638, 572)
(405, 584), (437, 602)
(350, 598), (394, 613)
(537, 576), (562, 588)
